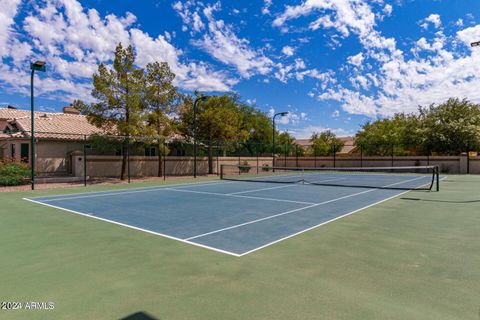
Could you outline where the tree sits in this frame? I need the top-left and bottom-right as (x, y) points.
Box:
(310, 130), (345, 156)
(355, 98), (480, 156)
(275, 131), (297, 155)
(76, 43), (145, 180)
(237, 104), (273, 155)
(179, 94), (243, 174)
(355, 114), (420, 156)
(143, 61), (180, 176)
(418, 98), (480, 155)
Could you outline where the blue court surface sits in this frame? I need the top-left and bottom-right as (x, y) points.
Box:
(24, 174), (436, 256)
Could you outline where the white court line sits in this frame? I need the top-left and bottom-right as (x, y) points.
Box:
(35, 180), (240, 202)
(184, 175), (427, 241)
(165, 188), (316, 205)
(23, 175), (441, 257)
(227, 178), (345, 195)
(238, 176), (447, 256)
(22, 198), (241, 257)
(29, 179), (235, 202)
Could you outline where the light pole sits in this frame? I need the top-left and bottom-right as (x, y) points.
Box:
(30, 61), (46, 190)
(193, 95), (210, 178)
(272, 111), (288, 169)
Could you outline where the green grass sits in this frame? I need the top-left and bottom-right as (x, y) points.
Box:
(1, 176), (479, 319)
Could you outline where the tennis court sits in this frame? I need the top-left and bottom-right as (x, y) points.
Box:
(24, 166), (440, 256)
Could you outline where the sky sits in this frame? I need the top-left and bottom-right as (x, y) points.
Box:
(1, 0), (480, 138)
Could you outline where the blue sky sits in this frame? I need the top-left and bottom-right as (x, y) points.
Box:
(1, 0), (480, 138)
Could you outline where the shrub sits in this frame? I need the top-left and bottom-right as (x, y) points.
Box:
(0, 162), (30, 186)
(239, 161), (251, 173)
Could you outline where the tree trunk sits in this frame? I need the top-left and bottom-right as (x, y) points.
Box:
(157, 141), (163, 177)
(208, 144), (213, 174)
(121, 142), (127, 180)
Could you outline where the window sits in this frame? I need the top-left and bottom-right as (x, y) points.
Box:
(20, 143), (29, 162)
(145, 147), (156, 157)
(10, 144), (15, 159)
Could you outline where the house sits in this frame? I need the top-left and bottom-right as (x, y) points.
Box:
(0, 106), (104, 175)
(294, 136), (358, 154)
(0, 106), (189, 177)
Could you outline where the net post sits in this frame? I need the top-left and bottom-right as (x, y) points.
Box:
(435, 165), (440, 191)
(220, 164), (224, 180)
(83, 135), (87, 187)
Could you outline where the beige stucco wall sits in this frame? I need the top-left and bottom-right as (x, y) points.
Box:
(36, 140), (83, 175)
(275, 155), (465, 173)
(0, 138), (83, 175)
(0, 138), (29, 162)
(2, 138), (478, 177)
(82, 156), (274, 178)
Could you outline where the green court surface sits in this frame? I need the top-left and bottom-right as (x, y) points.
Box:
(0, 175), (479, 320)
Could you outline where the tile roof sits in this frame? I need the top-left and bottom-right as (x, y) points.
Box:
(294, 136), (358, 154)
(0, 107), (104, 140)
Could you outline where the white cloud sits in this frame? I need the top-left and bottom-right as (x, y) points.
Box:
(457, 25), (480, 47)
(0, 0), (237, 105)
(268, 107), (308, 125)
(192, 12), (205, 32)
(273, 1), (480, 118)
(0, 0), (23, 57)
(282, 45), (295, 56)
(316, 25), (480, 117)
(274, 58), (336, 85)
(190, 3), (274, 78)
(347, 52), (364, 67)
(288, 125), (354, 139)
(421, 14), (442, 29)
(131, 29), (237, 91)
(273, 0), (376, 40)
(383, 4), (393, 16)
(262, 0), (273, 15)
(172, 0), (205, 34)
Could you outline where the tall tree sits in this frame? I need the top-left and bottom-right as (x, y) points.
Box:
(355, 114), (420, 156)
(144, 61), (180, 176)
(310, 130), (345, 156)
(237, 104), (273, 155)
(179, 94), (242, 174)
(76, 43), (145, 180)
(275, 131), (297, 155)
(418, 98), (480, 155)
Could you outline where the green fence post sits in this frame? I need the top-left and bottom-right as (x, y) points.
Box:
(83, 135), (87, 187)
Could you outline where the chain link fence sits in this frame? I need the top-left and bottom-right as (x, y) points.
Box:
(1, 131), (478, 188)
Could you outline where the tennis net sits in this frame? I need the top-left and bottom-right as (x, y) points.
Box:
(220, 164), (440, 191)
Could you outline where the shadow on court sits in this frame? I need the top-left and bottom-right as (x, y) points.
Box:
(119, 311), (159, 320)
(401, 197), (480, 203)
